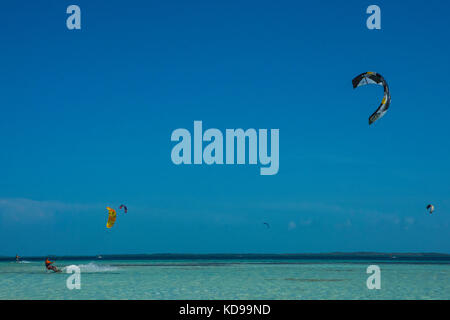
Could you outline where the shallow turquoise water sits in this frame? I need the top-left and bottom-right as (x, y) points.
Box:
(0, 259), (448, 299)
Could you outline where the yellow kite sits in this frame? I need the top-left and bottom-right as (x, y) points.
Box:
(106, 207), (117, 228)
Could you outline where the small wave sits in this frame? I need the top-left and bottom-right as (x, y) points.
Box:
(283, 278), (346, 282)
(18, 260), (31, 264)
(62, 262), (118, 273)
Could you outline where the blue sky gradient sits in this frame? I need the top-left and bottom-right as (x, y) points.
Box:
(1, 1), (449, 255)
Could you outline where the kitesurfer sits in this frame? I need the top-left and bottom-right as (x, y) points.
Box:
(45, 257), (60, 273)
(15, 254), (20, 262)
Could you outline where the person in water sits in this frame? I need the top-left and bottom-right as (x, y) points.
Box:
(15, 254), (20, 262)
(45, 257), (60, 272)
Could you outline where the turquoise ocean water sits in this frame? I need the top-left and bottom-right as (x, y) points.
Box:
(0, 258), (448, 300)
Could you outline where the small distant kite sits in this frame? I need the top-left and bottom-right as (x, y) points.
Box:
(106, 207), (117, 228)
(426, 204), (435, 214)
(352, 71), (391, 125)
(263, 222), (270, 229)
(119, 204), (128, 214)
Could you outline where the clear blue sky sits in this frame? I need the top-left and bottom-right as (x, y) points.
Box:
(1, 1), (449, 256)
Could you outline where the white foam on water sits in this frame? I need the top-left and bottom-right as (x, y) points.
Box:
(62, 262), (118, 273)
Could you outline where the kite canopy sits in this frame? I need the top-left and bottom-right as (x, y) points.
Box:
(426, 204), (435, 214)
(352, 71), (391, 125)
(263, 222), (270, 228)
(119, 204), (128, 214)
(106, 207), (117, 228)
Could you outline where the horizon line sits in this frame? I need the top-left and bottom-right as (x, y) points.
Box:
(3, 251), (450, 260)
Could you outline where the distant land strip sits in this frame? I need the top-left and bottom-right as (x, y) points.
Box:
(1, 252), (450, 262)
